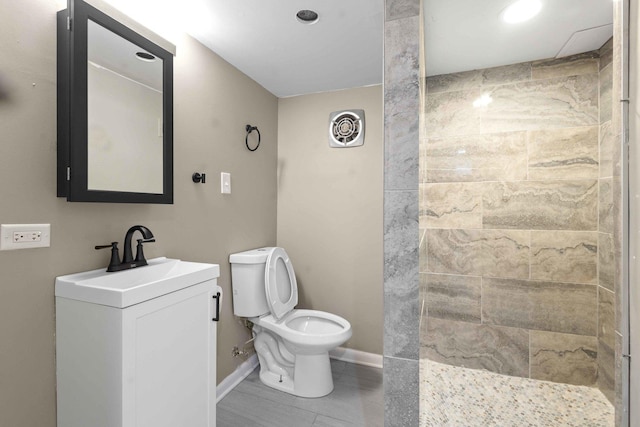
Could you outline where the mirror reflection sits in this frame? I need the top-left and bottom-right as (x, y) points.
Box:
(87, 19), (164, 194)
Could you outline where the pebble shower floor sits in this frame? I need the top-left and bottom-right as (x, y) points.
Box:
(420, 359), (614, 427)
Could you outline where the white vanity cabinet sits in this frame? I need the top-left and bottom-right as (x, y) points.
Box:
(55, 258), (220, 427)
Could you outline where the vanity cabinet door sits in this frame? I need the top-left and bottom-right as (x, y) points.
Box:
(122, 281), (218, 427)
(56, 280), (218, 427)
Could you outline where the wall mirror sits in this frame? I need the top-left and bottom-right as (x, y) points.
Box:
(57, 0), (174, 203)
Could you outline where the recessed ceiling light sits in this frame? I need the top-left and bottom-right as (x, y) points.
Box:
(135, 52), (156, 62)
(501, 0), (542, 24)
(296, 9), (319, 25)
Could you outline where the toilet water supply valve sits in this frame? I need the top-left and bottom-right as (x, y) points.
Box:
(232, 320), (255, 358)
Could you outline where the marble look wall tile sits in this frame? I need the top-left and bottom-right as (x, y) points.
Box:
(482, 180), (598, 231)
(598, 287), (616, 350)
(384, 17), (419, 191)
(384, 357), (419, 427)
(480, 74), (599, 134)
(426, 229), (530, 279)
(600, 37), (614, 71)
(424, 88), (482, 138)
(530, 231), (597, 284)
(615, 332), (624, 425)
(425, 132), (527, 183)
(419, 228), (427, 273)
(419, 131), (428, 183)
(599, 121), (615, 178)
(527, 126), (599, 180)
(425, 273), (482, 323)
(598, 232), (615, 292)
(529, 330), (597, 386)
(385, 0), (419, 21)
(482, 278), (598, 336)
(599, 178), (614, 234)
(426, 63), (531, 94)
(384, 190), (419, 359)
(421, 182), (482, 229)
(423, 317), (529, 377)
(531, 52), (599, 80)
(600, 62), (613, 124)
(426, 69), (482, 94)
(598, 339), (615, 405)
(419, 273), (427, 342)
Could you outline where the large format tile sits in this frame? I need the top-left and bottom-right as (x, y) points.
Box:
(217, 389), (316, 427)
(600, 120), (615, 178)
(599, 232), (615, 292)
(426, 63), (531, 94)
(529, 330), (598, 386)
(482, 278), (598, 335)
(421, 182), (482, 229)
(600, 37), (614, 71)
(480, 74), (599, 133)
(425, 132), (527, 183)
(599, 287), (616, 350)
(599, 178), (614, 234)
(482, 180), (598, 231)
(531, 52), (599, 80)
(423, 317), (529, 377)
(384, 17), (420, 190)
(600, 62), (613, 123)
(218, 362), (384, 427)
(598, 339), (615, 405)
(424, 273), (482, 323)
(527, 126), (599, 180)
(426, 228), (530, 279)
(385, 0), (419, 21)
(384, 190), (419, 359)
(530, 231), (597, 284)
(424, 88), (482, 138)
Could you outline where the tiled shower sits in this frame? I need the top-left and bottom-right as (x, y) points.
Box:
(419, 36), (623, 424)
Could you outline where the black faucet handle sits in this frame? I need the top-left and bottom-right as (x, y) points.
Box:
(95, 242), (122, 272)
(134, 238), (154, 265)
(95, 242), (118, 250)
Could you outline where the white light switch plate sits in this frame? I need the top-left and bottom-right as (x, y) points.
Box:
(1, 224), (51, 250)
(221, 172), (231, 194)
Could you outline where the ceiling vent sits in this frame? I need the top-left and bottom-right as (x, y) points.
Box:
(328, 110), (365, 148)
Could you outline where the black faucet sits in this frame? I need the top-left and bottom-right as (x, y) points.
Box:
(95, 225), (155, 272)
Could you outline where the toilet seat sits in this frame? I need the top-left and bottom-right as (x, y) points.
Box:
(264, 247), (298, 320)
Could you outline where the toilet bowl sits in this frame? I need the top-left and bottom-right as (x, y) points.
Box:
(230, 247), (352, 398)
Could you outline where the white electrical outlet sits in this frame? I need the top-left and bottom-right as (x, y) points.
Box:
(1, 224), (51, 250)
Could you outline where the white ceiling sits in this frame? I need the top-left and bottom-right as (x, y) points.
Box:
(424, 0), (614, 76)
(99, 0), (614, 97)
(186, 0), (384, 98)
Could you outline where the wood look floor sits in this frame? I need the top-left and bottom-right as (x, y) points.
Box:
(217, 360), (384, 427)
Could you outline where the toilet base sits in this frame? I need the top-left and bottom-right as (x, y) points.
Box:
(257, 352), (334, 398)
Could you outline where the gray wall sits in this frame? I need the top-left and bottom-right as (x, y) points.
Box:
(277, 85), (384, 355)
(0, 1), (278, 425)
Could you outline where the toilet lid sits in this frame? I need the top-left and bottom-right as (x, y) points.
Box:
(264, 247), (298, 320)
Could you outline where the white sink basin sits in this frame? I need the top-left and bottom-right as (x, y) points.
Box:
(55, 257), (220, 308)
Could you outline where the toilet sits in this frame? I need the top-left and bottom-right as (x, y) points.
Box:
(229, 247), (352, 398)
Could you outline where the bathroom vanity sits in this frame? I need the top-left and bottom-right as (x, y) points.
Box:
(55, 258), (220, 427)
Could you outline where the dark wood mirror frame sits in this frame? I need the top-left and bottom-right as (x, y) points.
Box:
(57, 0), (173, 203)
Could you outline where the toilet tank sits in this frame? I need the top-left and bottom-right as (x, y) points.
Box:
(229, 247), (272, 317)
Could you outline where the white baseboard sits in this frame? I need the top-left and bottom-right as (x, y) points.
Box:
(216, 354), (259, 403)
(217, 347), (382, 402)
(329, 347), (383, 368)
